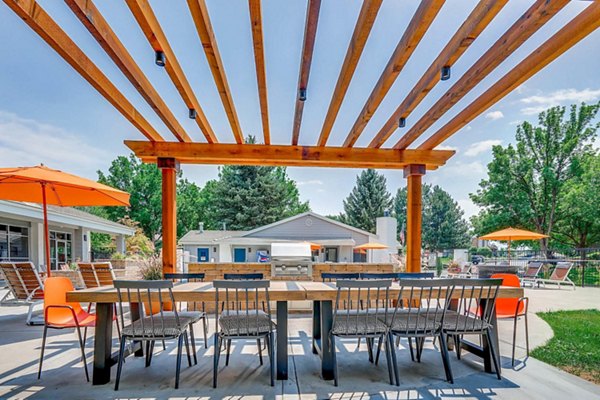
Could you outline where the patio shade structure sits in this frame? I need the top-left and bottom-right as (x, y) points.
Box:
(0, 165), (130, 275)
(355, 242), (389, 263)
(4, 0), (600, 274)
(479, 227), (549, 262)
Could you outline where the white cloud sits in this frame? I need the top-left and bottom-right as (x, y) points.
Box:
(434, 145), (458, 152)
(485, 111), (504, 120)
(457, 198), (480, 219)
(464, 140), (502, 157)
(0, 111), (110, 177)
(520, 88), (600, 115)
(296, 179), (324, 186)
(441, 161), (486, 177)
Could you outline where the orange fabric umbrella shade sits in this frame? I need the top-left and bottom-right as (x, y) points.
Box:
(479, 227), (548, 263)
(0, 165), (130, 275)
(354, 242), (389, 250)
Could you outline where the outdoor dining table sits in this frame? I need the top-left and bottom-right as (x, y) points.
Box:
(66, 280), (523, 385)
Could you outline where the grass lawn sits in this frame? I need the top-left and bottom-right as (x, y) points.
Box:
(531, 309), (600, 384)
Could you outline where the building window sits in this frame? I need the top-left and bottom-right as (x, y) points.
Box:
(50, 230), (72, 270)
(324, 247), (338, 262)
(0, 223), (29, 262)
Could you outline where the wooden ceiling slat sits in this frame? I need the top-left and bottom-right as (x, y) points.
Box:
(248, 0), (270, 145)
(393, 0), (569, 150)
(316, 0), (383, 147)
(126, 0), (217, 143)
(291, 0), (322, 146)
(341, 0), (445, 148)
(3, 0), (164, 142)
(188, 0), (244, 144)
(369, 0), (508, 149)
(125, 141), (454, 170)
(419, 2), (600, 151)
(65, 0), (190, 143)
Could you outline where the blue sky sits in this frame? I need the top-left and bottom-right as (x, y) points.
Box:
(1, 0), (599, 218)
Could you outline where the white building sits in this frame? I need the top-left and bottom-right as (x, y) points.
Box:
(0, 200), (135, 270)
(179, 212), (399, 264)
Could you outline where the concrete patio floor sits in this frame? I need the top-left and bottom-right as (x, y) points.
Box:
(0, 286), (599, 399)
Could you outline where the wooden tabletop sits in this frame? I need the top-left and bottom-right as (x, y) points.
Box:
(66, 280), (524, 303)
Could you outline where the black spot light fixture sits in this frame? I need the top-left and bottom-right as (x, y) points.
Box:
(155, 50), (166, 67)
(189, 108), (197, 119)
(299, 88), (307, 101)
(398, 117), (406, 128)
(441, 65), (451, 81)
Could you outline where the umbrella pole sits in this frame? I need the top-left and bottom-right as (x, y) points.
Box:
(42, 183), (51, 276)
(507, 240), (511, 265)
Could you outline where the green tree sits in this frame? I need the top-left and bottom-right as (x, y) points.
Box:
(340, 169), (392, 233)
(394, 184), (470, 250)
(470, 103), (600, 255)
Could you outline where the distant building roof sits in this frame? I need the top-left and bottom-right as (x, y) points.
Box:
(178, 230), (246, 245)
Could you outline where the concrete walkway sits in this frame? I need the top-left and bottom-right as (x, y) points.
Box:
(0, 287), (598, 399)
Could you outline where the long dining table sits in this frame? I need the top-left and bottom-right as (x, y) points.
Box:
(66, 280), (523, 385)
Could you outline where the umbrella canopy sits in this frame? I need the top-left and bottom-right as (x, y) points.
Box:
(479, 227), (548, 262)
(354, 242), (389, 250)
(303, 242), (322, 251)
(0, 165), (130, 275)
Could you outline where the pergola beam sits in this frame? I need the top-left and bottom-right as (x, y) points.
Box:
(369, 0), (508, 148)
(316, 0), (383, 147)
(248, 0), (271, 145)
(188, 0), (244, 144)
(291, 0), (322, 145)
(342, 0), (445, 148)
(3, 0), (164, 142)
(125, 141), (455, 170)
(393, 0), (569, 150)
(126, 0), (217, 143)
(419, 0), (600, 150)
(65, 0), (190, 142)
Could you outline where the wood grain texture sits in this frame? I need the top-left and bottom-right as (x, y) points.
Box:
(393, 0), (569, 150)
(248, 0), (270, 145)
(126, 0), (217, 143)
(419, 1), (600, 150)
(188, 0), (244, 144)
(4, 0), (164, 142)
(369, 0), (508, 148)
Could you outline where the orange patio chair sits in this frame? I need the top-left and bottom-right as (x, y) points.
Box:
(38, 277), (96, 382)
(491, 273), (529, 366)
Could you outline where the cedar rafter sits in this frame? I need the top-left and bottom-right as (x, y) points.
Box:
(341, 0), (445, 148)
(369, 0), (508, 148)
(393, 0), (570, 150)
(419, 1), (600, 150)
(65, 0), (190, 142)
(125, 0), (218, 143)
(291, 0), (322, 146)
(188, 0), (244, 144)
(316, 0), (383, 147)
(248, 0), (271, 145)
(3, 0), (164, 142)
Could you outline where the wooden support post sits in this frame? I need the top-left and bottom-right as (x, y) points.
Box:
(404, 164), (425, 273)
(158, 158), (179, 275)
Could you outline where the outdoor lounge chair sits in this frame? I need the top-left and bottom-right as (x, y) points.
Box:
(534, 262), (576, 290)
(0, 261), (44, 325)
(520, 261), (543, 287)
(212, 279), (276, 388)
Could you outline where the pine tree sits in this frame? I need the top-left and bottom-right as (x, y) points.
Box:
(341, 169), (392, 233)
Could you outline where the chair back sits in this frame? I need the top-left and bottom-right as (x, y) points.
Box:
(549, 262), (573, 281)
(491, 273), (524, 317)
(214, 279), (272, 337)
(360, 272), (400, 280)
(321, 272), (360, 282)
(164, 273), (205, 312)
(223, 273), (263, 280)
(397, 272), (435, 279)
(332, 279), (391, 336)
(0, 262), (44, 301)
(77, 262), (116, 288)
(389, 278), (454, 336)
(44, 277), (85, 326)
(114, 280), (181, 339)
(523, 261), (543, 278)
(446, 278), (502, 333)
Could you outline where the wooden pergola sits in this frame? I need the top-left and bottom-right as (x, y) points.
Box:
(5, 0), (600, 274)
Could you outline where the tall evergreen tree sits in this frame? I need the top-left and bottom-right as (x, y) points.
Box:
(341, 169), (392, 233)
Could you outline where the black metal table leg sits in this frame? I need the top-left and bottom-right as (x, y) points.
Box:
(92, 302), (113, 385)
(320, 300), (334, 380)
(276, 300), (288, 380)
(481, 299), (501, 374)
(312, 300), (321, 354)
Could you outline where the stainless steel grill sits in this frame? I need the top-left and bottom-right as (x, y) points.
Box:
(270, 243), (313, 278)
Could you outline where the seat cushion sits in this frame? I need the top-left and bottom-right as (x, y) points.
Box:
(443, 312), (491, 333)
(122, 316), (191, 338)
(219, 310), (275, 336)
(162, 310), (206, 323)
(384, 312), (441, 335)
(332, 313), (388, 336)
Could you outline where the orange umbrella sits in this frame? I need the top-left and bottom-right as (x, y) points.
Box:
(355, 242), (389, 263)
(304, 242), (322, 251)
(0, 165), (130, 275)
(479, 227), (548, 262)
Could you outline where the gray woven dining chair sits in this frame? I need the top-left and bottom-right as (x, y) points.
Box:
(113, 280), (194, 390)
(443, 278), (503, 380)
(213, 279), (275, 388)
(387, 278), (455, 386)
(330, 279), (394, 386)
(164, 273), (209, 352)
